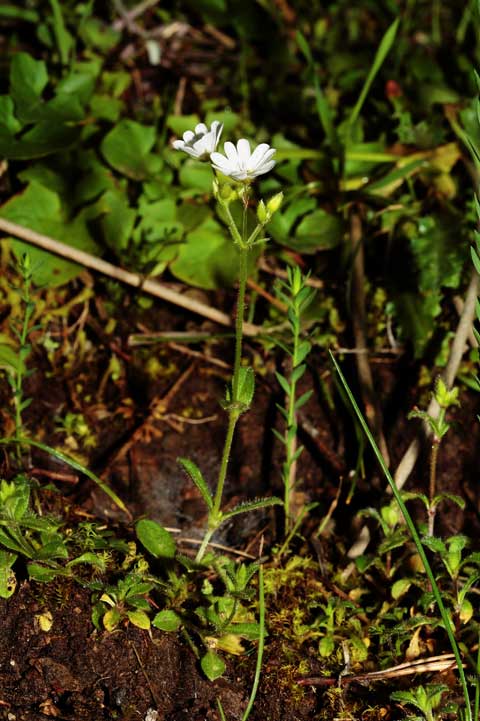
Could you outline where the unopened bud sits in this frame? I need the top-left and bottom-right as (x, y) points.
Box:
(257, 199), (267, 224)
(219, 183), (237, 203)
(266, 192), (283, 216)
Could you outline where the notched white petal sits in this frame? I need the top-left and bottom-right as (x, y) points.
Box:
(237, 138), (251, 165)
(249, 143), (270, 166)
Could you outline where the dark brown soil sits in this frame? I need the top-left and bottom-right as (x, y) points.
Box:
(1, 292), (479, 721)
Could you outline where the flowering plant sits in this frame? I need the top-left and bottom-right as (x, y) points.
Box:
(172, 120), (283, 561)
(172, 120), (223, 159)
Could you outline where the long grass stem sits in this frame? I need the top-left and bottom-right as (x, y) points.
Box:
(330, 352), (473, 721)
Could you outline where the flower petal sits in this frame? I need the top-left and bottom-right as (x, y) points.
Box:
(248, 143), (271, 167)
(223, 141), (238, 163)
(253, 159), (276, 176)
(172, 140), (185, 150)
(183, 130), (195, 143)
(210, 153), (234, 173)
(236, 138), (251, 166)
(195, 123), (207, 135)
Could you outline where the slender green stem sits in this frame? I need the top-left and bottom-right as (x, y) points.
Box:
(213, 410), (237, 516)
(233, 246), (249, 400)
(330, 352), (473, 721)
(428, 440), (440, 536)
(241, 564), (265, 721)
(195, 201), (251, 563)
(284, 322), (300, 531)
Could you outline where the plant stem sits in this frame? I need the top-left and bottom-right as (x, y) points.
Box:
(284, 323), (300, 531)
(428, 439), (440, 536)
(233, 246), (249, 400)
(195, 205), (251, 563)
(212, 410), (238, 517)
(241, 564), (265, 721)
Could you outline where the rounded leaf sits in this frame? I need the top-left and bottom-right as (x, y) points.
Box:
(127, 609), (151, 630)
(135, 519), (176, 559)
(152, 610), (182, 632)
(201, 650), (226, 681)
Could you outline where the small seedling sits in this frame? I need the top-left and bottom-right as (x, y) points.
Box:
(273, 266), (315, 535)
(391, 683), (450, 721)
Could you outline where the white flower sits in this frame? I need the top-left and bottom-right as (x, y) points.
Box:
(210, 139), (276, 181)
(172, 121), (223, 159)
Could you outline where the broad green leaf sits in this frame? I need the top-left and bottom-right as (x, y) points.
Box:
(10, 53), (48, 121)
(0, 96), (21, 133)
(205, 110), (239, 134)
(27, 563), (62, 583)
(79, 17), (121, 51)
(167, 114), (200, 136)
(293, 209), (343, 253)
(170, 217), (240, 289)
(97, 189), (137, 253)
(103, 607), (122, 631)
(152, 609), (182, 632)
(391, 577), (412, 599)
(127, 609), (151, 630)
(57, 72), (96, 105)
(179, 159), (214, 193)
(319, 635), (335, 657)
(0, 182), (99, 286)
(178, 458), (213, 510)
(0, 336), (22, 374)
(201, 650), (225, 681)
(135, 519), (176, 559)
(101, 120), (162, 180)
(236, 366), (255, 408)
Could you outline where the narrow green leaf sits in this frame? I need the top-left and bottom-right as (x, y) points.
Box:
(349, 18), (400, 130)
(275, 371), (291, 396)
(222, 496), (283, 521)
(295, 389), (313, 410)
(296, 340), (311, 365)
(291, 363), (307, 384)
(272, 427), (286, 445)
(178, 457), (213, 510)
(0, 438), (130, 517)
(471, 246), (480, 275)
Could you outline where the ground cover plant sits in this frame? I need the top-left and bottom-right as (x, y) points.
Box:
(1, 2), (480, 720)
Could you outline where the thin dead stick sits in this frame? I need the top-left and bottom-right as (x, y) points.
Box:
(297, 653), (460, 687)
(349, 211), (390, 466)
(0, 217), (261, 336)
(393, 270), (479, 491)
(112, 0), (160, 31)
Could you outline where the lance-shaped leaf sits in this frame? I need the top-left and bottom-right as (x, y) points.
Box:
(178, 457), (213, 511)
(222, 496), (283, 521)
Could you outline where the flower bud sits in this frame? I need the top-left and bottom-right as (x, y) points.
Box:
(266, 192), (283, 216)
(257, 199), (267, 224)
(219, 183), (238, 203)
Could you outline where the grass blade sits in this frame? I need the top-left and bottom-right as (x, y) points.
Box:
(349, 18), (400, 131)
(0, 437), (130, 518)
(329, 350), (472, 721)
